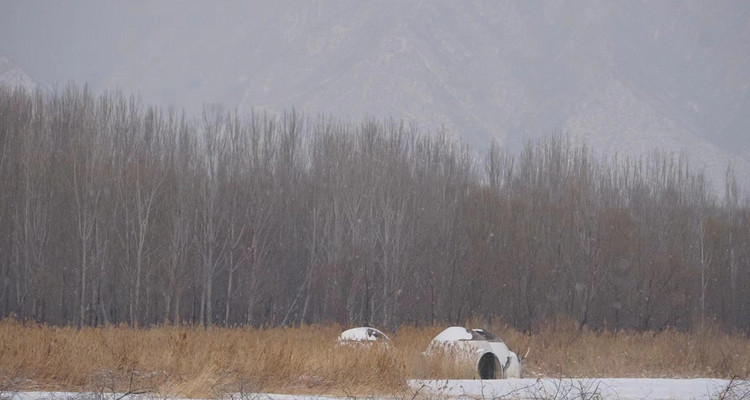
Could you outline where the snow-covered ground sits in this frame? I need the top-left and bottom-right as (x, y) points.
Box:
(9, 378), (750, 400)
(410, 378), (750, 399)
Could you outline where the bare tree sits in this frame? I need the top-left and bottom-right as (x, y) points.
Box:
(1, 85), (748, 331)
(11, 90), (54, 321)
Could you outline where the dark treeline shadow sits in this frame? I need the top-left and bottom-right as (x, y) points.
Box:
(0, 84), (748, 333)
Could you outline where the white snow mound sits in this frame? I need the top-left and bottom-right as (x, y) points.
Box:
(338, 327), (389, 342)
(431, 326), (474, 342)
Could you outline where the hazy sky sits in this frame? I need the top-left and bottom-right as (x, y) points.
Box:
(1, 1), (283, 89)
(2, 1), (124, 84)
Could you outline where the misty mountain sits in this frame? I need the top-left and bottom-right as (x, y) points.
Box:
(0, 56), (40, 92)
(2, 0), (748, 193)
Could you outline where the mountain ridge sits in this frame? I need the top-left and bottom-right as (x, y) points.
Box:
(0, 56), (40, 92)
(1, 1), (748, 195)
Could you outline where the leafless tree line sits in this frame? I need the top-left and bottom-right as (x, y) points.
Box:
(0, 85), (748, 332)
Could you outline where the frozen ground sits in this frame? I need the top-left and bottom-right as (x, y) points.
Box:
(410, 378), (750, 399)
(9, 378), (750, 400)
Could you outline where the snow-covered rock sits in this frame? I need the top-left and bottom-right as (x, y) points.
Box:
(430, 326), (474, 342)
(337, 327), (390, 343)
(425, 327), (523, 379)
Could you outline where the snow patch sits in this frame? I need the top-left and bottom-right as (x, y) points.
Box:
(409, 378), (750, 400)
(337, 327), (389, 342)
(430, 326), (474, 342)
(11, 380), (750, 400)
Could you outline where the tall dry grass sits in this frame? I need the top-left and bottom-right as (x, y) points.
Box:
(1, 317), (748, 398)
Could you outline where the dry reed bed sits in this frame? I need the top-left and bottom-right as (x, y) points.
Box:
(1, 318), (748, 398)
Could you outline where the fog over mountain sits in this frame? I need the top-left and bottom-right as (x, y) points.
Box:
(0, 56), (42, 92)
(2, 0), (749, 193)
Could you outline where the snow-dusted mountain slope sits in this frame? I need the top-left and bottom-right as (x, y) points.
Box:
(2, 1), (748, 193)
(0, 57), (39, 92)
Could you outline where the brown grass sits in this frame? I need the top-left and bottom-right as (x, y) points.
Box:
(1, 317), (749, 398)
